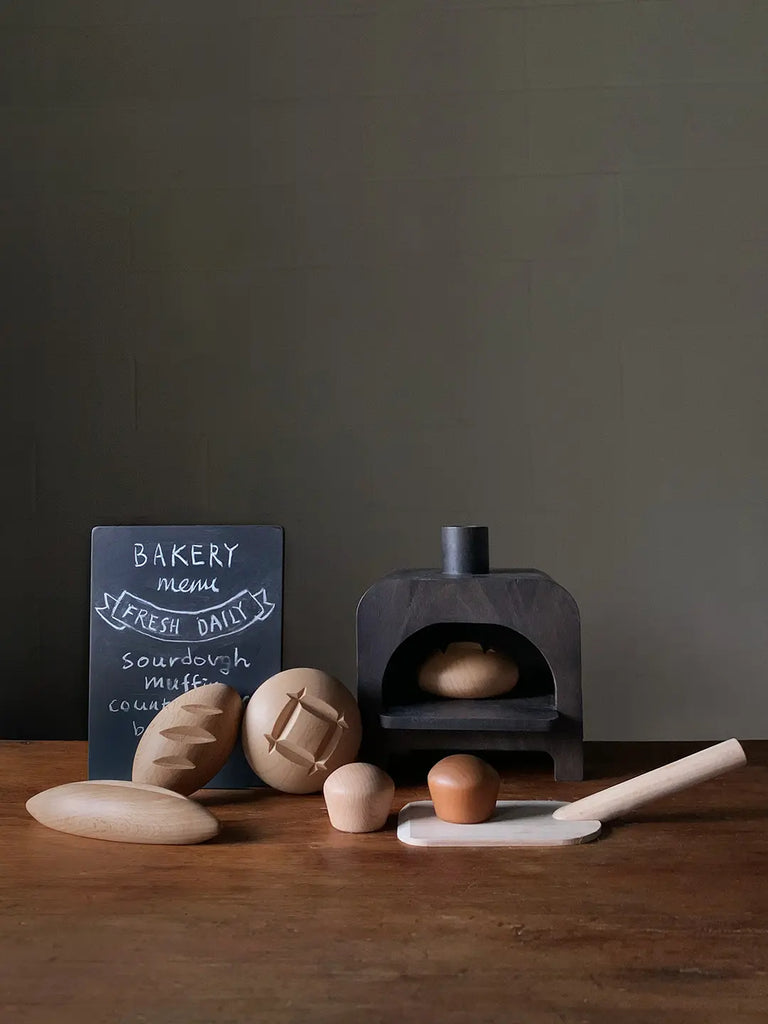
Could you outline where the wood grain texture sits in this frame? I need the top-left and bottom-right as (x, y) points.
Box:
(132, 682), (243, 795)
(5, 740), (768, 1024)
(242, 668), (362, 793)
(427, 754), (500, 824)
(323, 762), (394, 833)
(26, 779), (220, 844)
(418, 642), (519, 699)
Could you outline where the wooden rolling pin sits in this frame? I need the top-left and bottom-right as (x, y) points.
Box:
(553, 738), (747, 822)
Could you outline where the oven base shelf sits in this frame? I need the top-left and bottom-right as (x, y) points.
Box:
(380, 694), (558, 732)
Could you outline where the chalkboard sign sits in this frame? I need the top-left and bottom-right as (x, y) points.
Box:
(88, 525), (283, 787)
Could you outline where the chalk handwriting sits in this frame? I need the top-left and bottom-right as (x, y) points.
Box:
(157, 577), (220, 594)
(121, 646), (251, 676)
(144, 673), (209, 690)
(110, 697), (174, 713)
(134, 542), (238, 569)
(95, 587), (274, 643)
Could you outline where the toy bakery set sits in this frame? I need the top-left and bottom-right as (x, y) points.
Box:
(26, 525), (747, 847)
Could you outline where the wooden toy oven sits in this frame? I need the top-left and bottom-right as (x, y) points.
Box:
(356, 527), (583, 780)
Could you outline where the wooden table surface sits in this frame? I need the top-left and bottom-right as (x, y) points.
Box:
(1, 741), (766, 1024)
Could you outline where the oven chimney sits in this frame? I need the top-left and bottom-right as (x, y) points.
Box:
(441, 525), (489, 576)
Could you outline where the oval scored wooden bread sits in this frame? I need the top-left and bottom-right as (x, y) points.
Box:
(26, 780), (220, 845)
(132, 682), (243, 795)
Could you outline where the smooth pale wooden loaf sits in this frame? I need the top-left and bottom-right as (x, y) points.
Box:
(132, 682), (243, 795)
(418, 642), (519, 699)
(26, 780), (220, 844)
(427, 754), (500, 824)
(242, 668), (362, 794)
(323, 763), (394, 833)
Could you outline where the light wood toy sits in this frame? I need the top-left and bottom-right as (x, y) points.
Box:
(418, 642), (519, 699)
(323, 763), (395, 833)
(399, 739), (747, 847)
(26, 780), (220, 845)
(242, 668), (362, 794)
(132, 682), (243, 796)
(427, 754), (500, 824)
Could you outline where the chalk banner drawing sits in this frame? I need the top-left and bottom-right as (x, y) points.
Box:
(88, 524), (284, 788)
(95, 587), (275, 641)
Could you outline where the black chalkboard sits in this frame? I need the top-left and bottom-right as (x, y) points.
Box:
(88, 525), (283, 787)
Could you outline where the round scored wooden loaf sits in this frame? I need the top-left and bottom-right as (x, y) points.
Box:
(26, 780), (221, 845)
(242, 668), (362, 794)
(132, 682), (243, 795)
(418, 642), (519, 699)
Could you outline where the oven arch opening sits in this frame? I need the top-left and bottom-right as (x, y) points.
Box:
(380, 622), (557, 735)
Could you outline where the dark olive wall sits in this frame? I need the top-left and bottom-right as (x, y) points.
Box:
(3, 0), (768, 740)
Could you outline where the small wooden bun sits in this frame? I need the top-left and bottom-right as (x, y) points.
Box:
(418, 642), (519, 699)
(132, 682), (243, 795)
(26, 780), (221, 845)
(242, 668), (362, 794)
(323, 763), (395, 833)
(427, 754), (500, 824)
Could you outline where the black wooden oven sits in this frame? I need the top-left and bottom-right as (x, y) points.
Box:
(356, 526), (583, 780)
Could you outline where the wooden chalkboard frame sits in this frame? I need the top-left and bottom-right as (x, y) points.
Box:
(88, 524), (283, 788)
